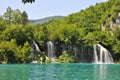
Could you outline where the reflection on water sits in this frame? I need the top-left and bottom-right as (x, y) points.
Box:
(99, 65), (107, 80)
(94, 64), (107, 80)
(94, 64), (120, 80)
(0, 64), (120, 80)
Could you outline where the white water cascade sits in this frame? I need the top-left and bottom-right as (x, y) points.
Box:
(30, 40), (41, 63)
(93, 44), (114, 64)
(31, 40), (40, 56)
(33, 40), (40, 51)
(47, 41), (56, 61)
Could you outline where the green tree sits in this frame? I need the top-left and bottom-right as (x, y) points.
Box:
(21, 11), (28, 25)
(3, 7), (13, 24)
(13, 9), (22, 24)
(1, 24), (33, 45)
(0, 39), (19, 63)
(58, 51), (75, 63)
(20, 41), (31, 63)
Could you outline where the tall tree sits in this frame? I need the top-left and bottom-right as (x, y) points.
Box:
(21, 11), (28, 25)
(13, 9), (21, 24)
(3, 7), (13, 24)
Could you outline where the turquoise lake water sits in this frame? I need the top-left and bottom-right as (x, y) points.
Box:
(0, 63), (120, 80)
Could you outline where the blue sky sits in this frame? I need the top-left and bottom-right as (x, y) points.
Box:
(0, 0), (108, 20)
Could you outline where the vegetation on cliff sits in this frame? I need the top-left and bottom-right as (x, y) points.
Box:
(1, 0), (120, 63)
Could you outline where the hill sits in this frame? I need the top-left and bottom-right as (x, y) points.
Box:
(29, 16), (64, 24)
(38, 0), (120, 61)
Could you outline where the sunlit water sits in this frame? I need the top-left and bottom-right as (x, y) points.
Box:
(0, 63), (120, 80)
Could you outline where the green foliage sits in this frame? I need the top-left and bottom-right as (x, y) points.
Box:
(0, 39), (19, 63)
(30, 16), (64, 24)
(58, 51), (75, 63)
(3, 7), (13, 24)
(1, 24), (33, 45)
(0, 20), (6, 34)
(25, 0), (120, 62)
(0, 7), (33, 63)
(84, 32), (96, 47)
(1, 0), (120, 63)
(112, 41), (120, 53)
(12, 9), (22, 24)
(21, 11), (28, 25)
(2, 7), (28, 25)
(34, 25), (47, 45)
(20, 41), (31, 63)
(112, 28), (120, 54)
(45, 58), (52, 63)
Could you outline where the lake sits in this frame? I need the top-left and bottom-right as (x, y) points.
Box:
(0, 63), (120, 80)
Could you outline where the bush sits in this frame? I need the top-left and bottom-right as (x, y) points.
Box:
(58, 51), (75, 63)
(45, 58), (52, 63)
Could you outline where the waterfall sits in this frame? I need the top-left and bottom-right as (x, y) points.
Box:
(33, 40), (40, 51)
(73, 45), (79, 56)
(30, 40), (41, 63)
(93, 44), (98, 63)
(93, 44), (114, 64)
(47, 41), (56, 60)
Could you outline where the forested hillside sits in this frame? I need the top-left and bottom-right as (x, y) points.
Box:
(0, 0), (120, 63)
(29, 16), (64, 24)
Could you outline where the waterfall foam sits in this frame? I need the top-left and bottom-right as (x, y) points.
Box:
(93, 44), (114, 64)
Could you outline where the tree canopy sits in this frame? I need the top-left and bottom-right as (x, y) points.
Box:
(1, 0), (120, 63)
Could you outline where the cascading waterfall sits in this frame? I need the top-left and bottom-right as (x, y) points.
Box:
(47, 41), (56, 60)
(93, 44), (114, 64)
(33, 40), (40, 51)
(31, 40), (40, 56)
(93, 44), (98, 63)
(31, 40), (41, 63)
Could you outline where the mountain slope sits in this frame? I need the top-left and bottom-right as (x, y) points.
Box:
(38, 0), (120, 56)
(29, 16), (64, 24)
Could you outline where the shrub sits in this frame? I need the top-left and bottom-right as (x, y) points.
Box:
(58, 51), (75, 63)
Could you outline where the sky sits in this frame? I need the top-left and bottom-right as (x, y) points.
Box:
(0, 0), (108, 20)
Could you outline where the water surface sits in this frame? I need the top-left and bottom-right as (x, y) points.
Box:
(0, 63), (119, 80)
